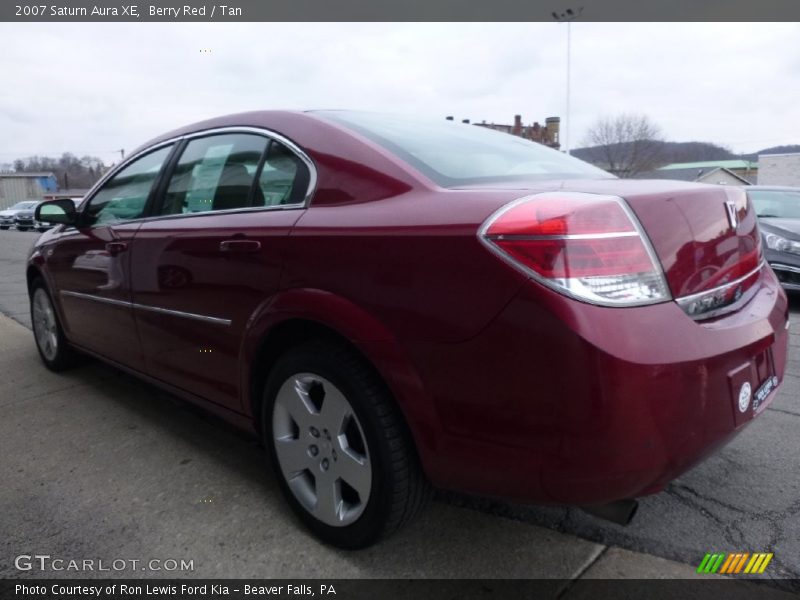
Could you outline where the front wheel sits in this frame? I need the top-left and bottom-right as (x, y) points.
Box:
(30, 279), (81, 371)
(262, 341), (429, 549)
(0, 226), (8, 230)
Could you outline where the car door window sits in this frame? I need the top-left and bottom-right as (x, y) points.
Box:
(84, 145), (173, 226)
(258, 141), (310, 206)
(158, 134), (268, 216)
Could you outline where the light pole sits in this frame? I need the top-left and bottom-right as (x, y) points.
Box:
(551, 7), (583, 155)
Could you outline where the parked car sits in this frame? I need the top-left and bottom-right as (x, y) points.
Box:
(14, 204), (39, 231)
(747, 185), (800, 292)
(28, 111), (789, 548)
(0, 200), (38, 230)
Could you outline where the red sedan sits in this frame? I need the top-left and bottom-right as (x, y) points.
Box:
(29, 111), (789, 548)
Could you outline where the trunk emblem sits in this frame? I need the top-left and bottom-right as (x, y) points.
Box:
(725, 200), (739, 230)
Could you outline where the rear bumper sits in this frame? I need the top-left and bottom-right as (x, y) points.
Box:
(412, 267), (789, 505)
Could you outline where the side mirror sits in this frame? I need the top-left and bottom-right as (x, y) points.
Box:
(35, 199), (77, 226)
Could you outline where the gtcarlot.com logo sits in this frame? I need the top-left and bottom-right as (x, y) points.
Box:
(15, 554), (194, 572)
(697, 552), (773, 574)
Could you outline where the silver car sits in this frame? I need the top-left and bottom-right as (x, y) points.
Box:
(0, 200), (38, 230)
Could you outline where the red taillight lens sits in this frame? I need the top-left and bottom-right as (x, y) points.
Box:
(486, 196), (636, 237)
(480, 193), (671, 306)
(494, 237), (656, 279)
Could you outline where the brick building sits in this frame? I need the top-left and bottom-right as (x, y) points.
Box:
(474, 115), (561, 149)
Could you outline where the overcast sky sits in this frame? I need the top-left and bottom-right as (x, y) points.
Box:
(1, 22), (799, 166)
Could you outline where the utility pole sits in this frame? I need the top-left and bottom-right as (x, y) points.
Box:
(551, 7), (583, 155)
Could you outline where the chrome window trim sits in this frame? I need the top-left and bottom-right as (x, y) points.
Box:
(76, 125), (317, 225)
(60, 290), (232, 326)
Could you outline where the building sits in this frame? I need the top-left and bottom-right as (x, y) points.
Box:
(636, 160), (754, 186)
(0, 172), (58, 209)
(473, 115), (561, 149)
(636, 166), (751, 186)
(757, 153), (800, 186)
(43, 189), (90, 201)
(661, 160), (756, 183)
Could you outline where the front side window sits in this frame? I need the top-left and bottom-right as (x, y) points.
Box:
(158, 134), (267, 216)
(84, 145), (173, 226)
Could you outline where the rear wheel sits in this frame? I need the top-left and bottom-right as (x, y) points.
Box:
(30, 279), (80, 371)
(262, 340), (429, 548)
(0, 226), (8, 230)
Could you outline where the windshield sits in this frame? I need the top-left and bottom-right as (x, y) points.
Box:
(749, 190), (800, 219)
(10, 201), (38, 210)
(317, 111), (612, 187)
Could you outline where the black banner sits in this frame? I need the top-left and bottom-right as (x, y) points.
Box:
(2, 579), (799, 600)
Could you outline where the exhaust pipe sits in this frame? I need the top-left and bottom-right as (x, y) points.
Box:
(580, 499), (639, 525)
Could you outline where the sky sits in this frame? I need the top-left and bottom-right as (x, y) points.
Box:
(1, 22), (799, 167)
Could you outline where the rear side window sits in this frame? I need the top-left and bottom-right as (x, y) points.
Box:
(159, 133), (268, 216)
(85, 145), (173, 225)
(258, 141), (310, 206)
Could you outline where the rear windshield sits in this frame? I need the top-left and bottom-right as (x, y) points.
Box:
(317, 111), (612, 187)
(749, 190), (800, 219)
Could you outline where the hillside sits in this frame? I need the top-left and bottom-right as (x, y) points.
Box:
(572, 141), (800, 168)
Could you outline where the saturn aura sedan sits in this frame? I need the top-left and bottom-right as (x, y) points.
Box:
(28, 111), (789, 548)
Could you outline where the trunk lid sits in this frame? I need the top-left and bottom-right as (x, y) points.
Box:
(462, 179), (763, 316)
(615, 182), (761, 300)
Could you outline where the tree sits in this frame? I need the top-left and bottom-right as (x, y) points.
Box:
(582, 113), (666, 177)
(11, 153), (108, 189)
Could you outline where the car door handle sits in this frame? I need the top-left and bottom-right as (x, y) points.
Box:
(105, 242), (128, 256)
(219, 239), (261, 253)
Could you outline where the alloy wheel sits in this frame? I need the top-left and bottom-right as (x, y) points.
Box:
(272, 373), (372, 527)
(32, 288), (59, 361)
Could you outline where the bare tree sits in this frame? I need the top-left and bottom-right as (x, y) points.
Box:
(13, 153), (108, 189)
(583, 113), (666, 177)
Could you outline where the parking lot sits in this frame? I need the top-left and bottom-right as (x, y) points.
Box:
(0, 228), (798, 587)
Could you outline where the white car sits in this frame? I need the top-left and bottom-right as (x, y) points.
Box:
(0, 200), (39, 230)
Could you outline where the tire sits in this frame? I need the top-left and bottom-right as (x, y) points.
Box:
(262, 340), (429, 549)
(17, 227), (29, 232)
(30, 278), (81, 371)
(0, 226), (8, 230)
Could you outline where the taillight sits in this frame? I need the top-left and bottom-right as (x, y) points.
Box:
(479, 193), (671, 306)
